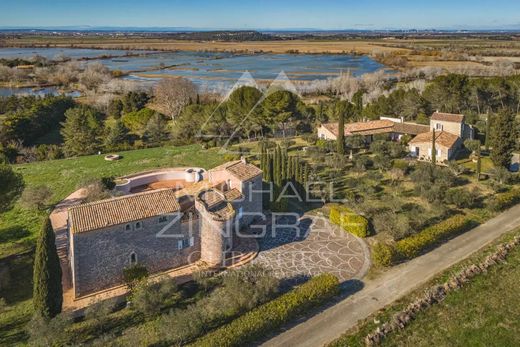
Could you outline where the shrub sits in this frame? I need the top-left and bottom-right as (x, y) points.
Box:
(487, 187), (520, 212)
(329, 205), (369, 238)
(20, 185), (53, 210)
(192, 273), (339, 347)
(123, 264), (148, 286)
(130, 279), (180, 317)
(392, 159), (409, 172)
(444, 187), (480, 208)
(371, 242), (397, 267)
(395, 215), (476, 259)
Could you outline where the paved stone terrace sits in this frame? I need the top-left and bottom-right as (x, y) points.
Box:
(252, 214), (370, 284)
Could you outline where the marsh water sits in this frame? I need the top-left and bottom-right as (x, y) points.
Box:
(0, 47), (388, 95)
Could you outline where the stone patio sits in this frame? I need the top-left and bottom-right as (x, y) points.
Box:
(252, 214), (370, 284)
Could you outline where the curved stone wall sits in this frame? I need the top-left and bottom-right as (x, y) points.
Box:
(115, 168), (206, 194)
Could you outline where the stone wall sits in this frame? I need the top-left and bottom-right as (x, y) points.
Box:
(71, 214), (200, 298)
(236, 176), (264, 228)
(430, 120), (463, 137)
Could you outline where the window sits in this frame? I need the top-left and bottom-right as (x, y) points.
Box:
(125, 224), (131, 231)
(177, 238), (193, 250)
(130, 252), (137, 265)
(135, 221), (142, 230)
(436, 123), (443, 130)
(158, 216), (168, 224)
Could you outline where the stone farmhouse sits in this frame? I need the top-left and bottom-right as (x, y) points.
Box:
(409, 112), (474, 162)
(317, 111), (474, 162)
(67, 159), (262, 298)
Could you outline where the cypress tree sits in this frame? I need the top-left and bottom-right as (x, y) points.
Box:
(33, 217), (62, 318)
(274, 146), (282, 186)
(260, 142), (267, 176)
(484, 114), (491, 152)
(431, 129), (436, 164)
(476, 148), (482, 181)
(282, 147), (288, 181)
(337, 110), (345, 155)
(287, 155), (293, 182)
(265, 152), (273, 182)
(491, 109), (516, 168)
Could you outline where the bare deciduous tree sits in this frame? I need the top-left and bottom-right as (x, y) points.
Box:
(153, 77), (197, 120)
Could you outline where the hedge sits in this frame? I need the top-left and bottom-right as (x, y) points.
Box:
(488, 187), (520, 212)
(329, 205), (369, 238)
(396, 215), (476, 259)
(191, 273), (340, 347)
(371, 242), (398, 267)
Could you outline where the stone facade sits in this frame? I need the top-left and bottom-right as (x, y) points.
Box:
(68, 160), (262, 298)
(409, 136), (462, 162)
(70, 214), (200, 297)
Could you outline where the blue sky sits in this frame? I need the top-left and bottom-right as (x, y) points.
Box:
(1, 0), (520, 30)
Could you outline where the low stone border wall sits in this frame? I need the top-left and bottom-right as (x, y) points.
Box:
(365, 234), (520, 346)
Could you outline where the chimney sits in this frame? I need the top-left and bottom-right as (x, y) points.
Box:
(240, 156), (247, 164)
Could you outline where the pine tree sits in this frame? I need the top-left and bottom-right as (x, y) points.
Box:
(104, 120), (128, 151)
(431, 129), (437, 164)
(337, 110), (345, 155)
(33, 218), (62, 318)
(491, 109), (516, 168)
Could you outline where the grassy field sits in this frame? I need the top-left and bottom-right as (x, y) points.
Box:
(329, 228), (520, 347)
(0, 144), (226, 259)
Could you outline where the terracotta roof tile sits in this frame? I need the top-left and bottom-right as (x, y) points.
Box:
(68, 189), (180, 233)
(409, 131), (460, 149)
(322, 120), (395, 136)
(210, 160), (262, 181)
(392, 122), (430, 135)
(431, 112), (465, 123)
(224, 188), (243, 201)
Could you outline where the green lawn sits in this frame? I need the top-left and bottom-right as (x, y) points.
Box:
(0, 144), (226, 259)
(330, 229), (520, 347)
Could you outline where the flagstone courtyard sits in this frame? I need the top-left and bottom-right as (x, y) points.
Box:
(252, 214), (370, 284)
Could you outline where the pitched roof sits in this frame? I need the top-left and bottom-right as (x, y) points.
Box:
(391, 122), (430, 135)
(223, 188), (243, 201)
(409, 130), (460, 149)
(68, 189), (180, 233)
(210, 160), (262, 181)
(322, 120), (395, 136)
(431, 112), (465, 123)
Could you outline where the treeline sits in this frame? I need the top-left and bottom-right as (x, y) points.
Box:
(173, 86), (317, 145)
(361, 74), (520, 126)
(0, 95), (75, 157)
(167, 30), (279, 41)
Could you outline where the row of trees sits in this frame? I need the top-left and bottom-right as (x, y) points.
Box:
(260, 143), (309, 211)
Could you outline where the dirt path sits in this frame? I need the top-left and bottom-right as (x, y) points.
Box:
(261, 203), (520, 347)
